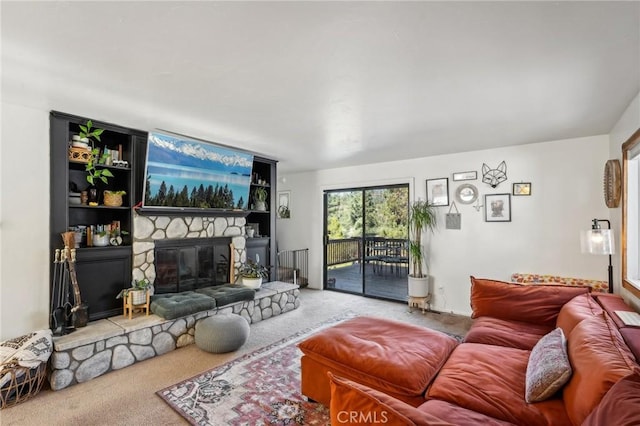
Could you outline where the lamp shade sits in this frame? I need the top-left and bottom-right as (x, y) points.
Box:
(581, 229), (615, 255)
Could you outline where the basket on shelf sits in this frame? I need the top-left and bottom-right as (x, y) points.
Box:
(103, 191), (123, 207)
(0, 362), (47, 409)
(68, 147), (91, 163)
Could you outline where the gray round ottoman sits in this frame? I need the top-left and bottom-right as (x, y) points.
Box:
(195, 314), (250, 353)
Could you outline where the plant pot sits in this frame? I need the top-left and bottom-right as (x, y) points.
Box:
(241, 277), (262, 289)
(255, 201), (267, 211)
(408, 275), (430, 297)
(93, 234), (110, 247)
(130, 290), (147, 305)
(103, 191), (123, 207)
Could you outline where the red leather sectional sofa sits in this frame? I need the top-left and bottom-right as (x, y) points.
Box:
(299, 277), (640, 425)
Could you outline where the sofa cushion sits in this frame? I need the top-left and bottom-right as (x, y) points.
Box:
(427, 343), (571, 425)
(592, 293), (634, 328)
(195, 284), (255, 306)
(556, 293), (603, 337)
(620, 328), (640, 363)
(299, 316), (458, 399)
(563, 313), (637, 425)
(328, 373), (428, 426)
(464, 316), (552, 350)
(525, 328), (572, 403)
(418, 400), (516, 426)
(582, 372), (640, 426)
(470, 277), (589, 326)
(150, 291), (216, 320)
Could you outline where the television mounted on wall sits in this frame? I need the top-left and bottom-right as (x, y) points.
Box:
(142, 131), (254, 210)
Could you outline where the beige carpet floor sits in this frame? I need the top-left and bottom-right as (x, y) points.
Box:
(0, 289), (472, 425)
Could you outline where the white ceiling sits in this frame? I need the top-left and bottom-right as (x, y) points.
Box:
(2, 2), (639, 172)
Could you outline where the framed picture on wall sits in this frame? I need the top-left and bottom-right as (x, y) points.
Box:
(485, 193), (511, 222)
(452, 171), (477, 181)
(426, 178), (449, 206)
(277, 191), (291, 219)
(513, 182), (532, 196)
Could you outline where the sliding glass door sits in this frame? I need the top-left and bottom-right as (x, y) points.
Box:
(323, 184), (409, 301)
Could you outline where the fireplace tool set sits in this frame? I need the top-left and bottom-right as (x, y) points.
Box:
(50, 232), (88, 336)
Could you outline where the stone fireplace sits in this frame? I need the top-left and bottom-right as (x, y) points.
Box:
(49, 212), (302, 392)
(132, 213), (248, 287)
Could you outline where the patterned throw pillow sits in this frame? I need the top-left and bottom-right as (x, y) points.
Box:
(525, 328), (572, 403)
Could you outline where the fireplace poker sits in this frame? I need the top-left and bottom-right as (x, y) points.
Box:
(50, 249), (61, 330)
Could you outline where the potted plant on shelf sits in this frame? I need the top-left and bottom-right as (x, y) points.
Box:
(408, 200), (438, 298)
(80, 120), (113, 205)
(253, 187), (268, 211)
(103, 190), (126, 207)
(237, 256), (269, 290)
(116, 278), (151, 305)
(93, 227), (128, 247)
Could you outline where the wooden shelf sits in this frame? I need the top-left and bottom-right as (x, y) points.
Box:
(69, 161), (131, 172)
(70, 205), (130, 210)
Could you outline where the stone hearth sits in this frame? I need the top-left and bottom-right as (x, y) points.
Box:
(49, 281), (300, 391)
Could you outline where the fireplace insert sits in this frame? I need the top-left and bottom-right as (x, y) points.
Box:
(154, 237), (232, 294)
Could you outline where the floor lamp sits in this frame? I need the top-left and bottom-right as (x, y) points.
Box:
(580, 219), (614, 293)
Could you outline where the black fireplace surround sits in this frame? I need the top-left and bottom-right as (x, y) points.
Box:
(154, 237), (232, 294)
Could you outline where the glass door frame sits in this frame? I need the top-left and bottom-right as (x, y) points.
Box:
(322, 183), (409, 301)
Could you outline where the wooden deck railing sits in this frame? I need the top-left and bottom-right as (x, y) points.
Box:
(326, 237), (408, 267)
(326, 238), (361, 266)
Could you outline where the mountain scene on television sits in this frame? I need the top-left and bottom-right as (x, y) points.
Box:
(143, 132), (253, 209)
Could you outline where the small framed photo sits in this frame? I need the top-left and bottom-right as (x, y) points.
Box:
(485, 193), (511, 222)
(452, 171), (477, 181)
(426, 178), (449, 206)
(513, 182), (531, 196)
(277, 191), (291, 219)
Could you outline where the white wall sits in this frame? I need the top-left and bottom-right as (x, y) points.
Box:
(609, 91), (640, 309)
(1, 103), (51, 340)
(0, 95), (631, 339)
(278, 135), (610, 315)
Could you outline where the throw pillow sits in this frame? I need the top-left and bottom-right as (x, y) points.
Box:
(525, 327), (572, 403)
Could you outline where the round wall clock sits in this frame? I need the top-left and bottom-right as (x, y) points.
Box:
(603, 159), (621, 208)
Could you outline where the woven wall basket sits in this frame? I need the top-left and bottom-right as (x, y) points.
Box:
(103, 191), (123, 207)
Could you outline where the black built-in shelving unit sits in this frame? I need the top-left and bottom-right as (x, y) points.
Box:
(50, 112), (277, 321)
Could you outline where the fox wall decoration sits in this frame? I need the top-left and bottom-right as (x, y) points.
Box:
(482, 161), (507, 188)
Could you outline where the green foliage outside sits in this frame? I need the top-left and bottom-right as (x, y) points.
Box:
(326, 187), (408, 240)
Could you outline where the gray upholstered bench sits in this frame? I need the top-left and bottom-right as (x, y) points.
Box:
(195, 314), (250, 353)
(150, 291), (216, 320)
(195, 284), (255, 306)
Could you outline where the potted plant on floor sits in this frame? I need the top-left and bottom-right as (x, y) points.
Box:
(237, 256), (269, 290)
(408, 200), (438, 297)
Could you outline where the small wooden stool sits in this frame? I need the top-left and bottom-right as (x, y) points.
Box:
(408, 295), (432, 314)
(123, 290), (150, 320)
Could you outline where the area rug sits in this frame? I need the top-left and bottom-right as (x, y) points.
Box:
(157, 313), (357, 425)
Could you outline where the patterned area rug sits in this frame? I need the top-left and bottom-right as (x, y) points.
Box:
(157, 313), (357, 425)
